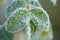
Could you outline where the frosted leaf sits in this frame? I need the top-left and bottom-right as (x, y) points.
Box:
(28, 0), (40, 8)
(31, 8), (49, 31)
(6, 0), (26, 17)
(5, 0), (50, 40)
(5, 9), (30, 33)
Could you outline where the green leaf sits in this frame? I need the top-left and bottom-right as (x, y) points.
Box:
(31, 8), (49, 31)
(24, 24), (31, 40)
(6, 0), (26, 17)
(0, 27), (14, 40)
(31, 13), (40, 28)
(30, 21), (37, 38)
(28, 0), (40, 8)
(5, 9), (30, 33)
(5, 0), (50, 40)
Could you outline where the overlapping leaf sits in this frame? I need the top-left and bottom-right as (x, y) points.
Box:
(5, 0), (50, 40)
(5, 9), (31, 33)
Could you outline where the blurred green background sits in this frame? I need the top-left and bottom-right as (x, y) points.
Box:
(39, 0), (60, 40)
